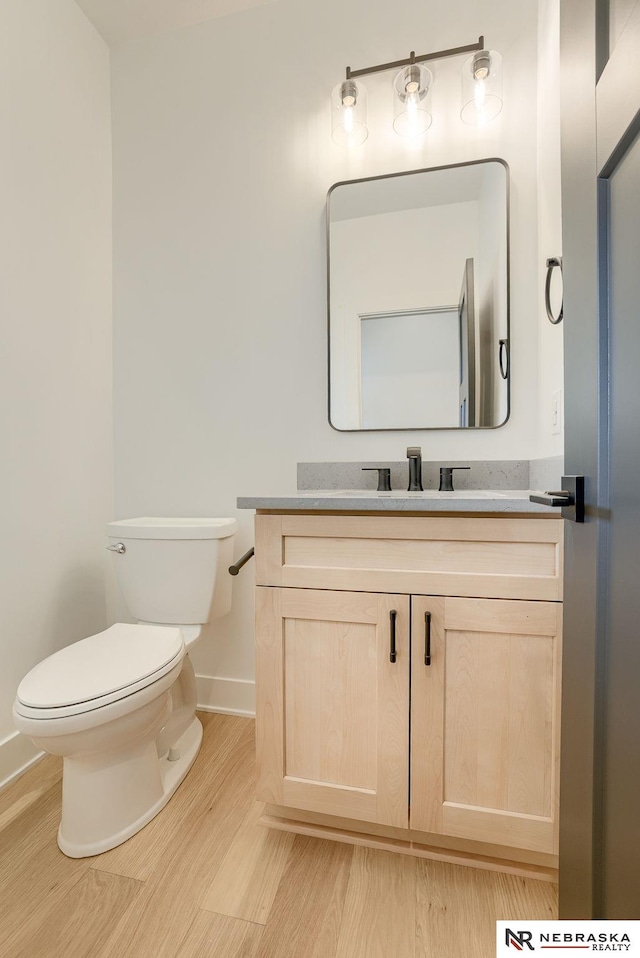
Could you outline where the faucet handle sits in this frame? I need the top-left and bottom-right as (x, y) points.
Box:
(438, 466), (471, 492)
(406, 447), (423, 492)
(362, 467), (392, 492)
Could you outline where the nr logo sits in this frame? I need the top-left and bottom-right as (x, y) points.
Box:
(505, 928), (535, 951)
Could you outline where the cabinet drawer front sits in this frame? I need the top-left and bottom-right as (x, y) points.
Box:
(256, 515), (563, 601)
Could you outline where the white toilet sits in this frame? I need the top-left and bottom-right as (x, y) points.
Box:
(13, 516), (237, 858)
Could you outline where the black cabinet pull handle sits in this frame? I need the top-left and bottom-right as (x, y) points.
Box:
(424, 612), (432, 666)
(389, 610), (397, 663)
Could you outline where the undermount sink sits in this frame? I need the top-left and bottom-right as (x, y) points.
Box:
(297, 489), (512, 499)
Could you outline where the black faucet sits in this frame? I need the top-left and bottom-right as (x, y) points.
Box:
(407, 447), (423, 491)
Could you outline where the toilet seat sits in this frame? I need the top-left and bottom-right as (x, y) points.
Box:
(15, 624), (185, 720)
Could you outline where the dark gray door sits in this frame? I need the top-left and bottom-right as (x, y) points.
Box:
(600, 123), (640, 919)
(560, 0), (640, 918)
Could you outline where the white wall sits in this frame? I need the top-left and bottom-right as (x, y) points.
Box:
(0, 0), (113, 784)
(537, 0), (564, 456)
(110, 0), (541, 712)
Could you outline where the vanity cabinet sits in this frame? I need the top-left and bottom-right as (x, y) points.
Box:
(254, 512), (563, 870)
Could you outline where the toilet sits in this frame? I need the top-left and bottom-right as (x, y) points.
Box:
(13, 516), (237, 858)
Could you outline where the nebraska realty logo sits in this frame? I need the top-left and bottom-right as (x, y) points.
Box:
(497, 922), (640, 956)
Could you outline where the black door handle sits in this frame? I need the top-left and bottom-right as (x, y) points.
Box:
(529, 491), (574, 506)
(529, 475), (584, 522)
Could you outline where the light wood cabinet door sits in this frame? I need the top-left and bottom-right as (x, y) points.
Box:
(256, 587), (410, 828)
(410, 596), (562, 854)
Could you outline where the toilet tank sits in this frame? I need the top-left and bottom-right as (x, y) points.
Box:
(107, 518), (237, 625)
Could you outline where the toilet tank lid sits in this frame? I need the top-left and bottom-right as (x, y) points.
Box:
(107, 517), (237, 540)
(16, 624), (184, 710)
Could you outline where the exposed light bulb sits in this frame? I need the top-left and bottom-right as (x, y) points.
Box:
(461, 49), (502, 126)
(474, 78), (486, 113)
(406, 92), (419, 132)
(343, 105), (354, 134)
(393, 64), (432, 137)
(331, 79), (368, 146)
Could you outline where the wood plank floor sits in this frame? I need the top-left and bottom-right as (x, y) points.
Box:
(0, 714), (557, 957)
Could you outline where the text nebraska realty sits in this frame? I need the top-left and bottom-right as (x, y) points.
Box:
(507, 929), (633, 951)
(543, 933), (631, 951)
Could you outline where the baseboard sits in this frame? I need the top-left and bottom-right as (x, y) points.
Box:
(0, 731), (44, 792)
(196, 674), (255, 718)
(261, 811), (558, 883)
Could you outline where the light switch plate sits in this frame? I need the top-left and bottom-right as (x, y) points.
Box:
(551, 389), (563, 436)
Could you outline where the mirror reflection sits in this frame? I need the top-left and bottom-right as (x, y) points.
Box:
(328, 160), (509, 430)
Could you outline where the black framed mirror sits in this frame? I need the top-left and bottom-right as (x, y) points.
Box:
(327, 158), (510, 430)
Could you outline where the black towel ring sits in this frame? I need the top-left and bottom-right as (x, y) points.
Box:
(545, 256), (563, 325)
(499, 339), (509, 380)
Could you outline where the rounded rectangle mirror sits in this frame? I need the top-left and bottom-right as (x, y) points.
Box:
(328, 158), (510, 430)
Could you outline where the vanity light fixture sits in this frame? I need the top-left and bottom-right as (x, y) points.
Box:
(460, 48), (503, 125)
(393, 63), (433, 137)
(331, 78), (368, 147)
(331, 36), (502, 146)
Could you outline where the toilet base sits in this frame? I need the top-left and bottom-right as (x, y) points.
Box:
(57, 716), (203, 858)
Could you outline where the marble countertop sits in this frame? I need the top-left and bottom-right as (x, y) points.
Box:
(236, 490), (557, 514)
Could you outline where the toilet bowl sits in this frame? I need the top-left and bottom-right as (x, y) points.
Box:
(13, 517), (237, 858)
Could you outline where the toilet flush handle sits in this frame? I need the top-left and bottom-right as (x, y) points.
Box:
(107, 542), (126, 554)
